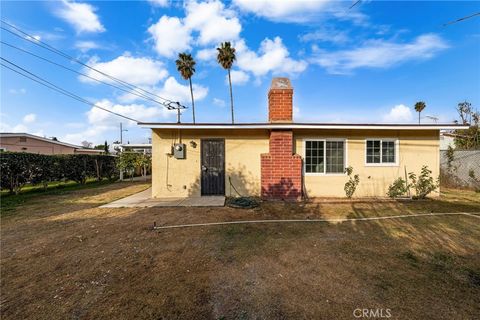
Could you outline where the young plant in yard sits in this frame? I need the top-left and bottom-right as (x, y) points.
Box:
(408, 165), (439, 199)
(387, 177), (409, 198)
(468, 169), (480, 192)
(116, 152), (138, 180)
(344, 166), (360, 198)
(135, 154), (151, 180)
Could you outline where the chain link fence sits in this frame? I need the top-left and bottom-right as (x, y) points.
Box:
(440, 150), (480, 189)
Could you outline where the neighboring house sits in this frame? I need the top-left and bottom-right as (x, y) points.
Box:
(140, 78), (468, 199)
(120, 143), (152, 154)
(440, 132), (456, 151)
(0, 133), (104, 155)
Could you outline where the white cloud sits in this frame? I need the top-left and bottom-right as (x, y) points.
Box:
(23, 113), (37, 124)
(293, 105), (300, 120)
(233, 0), (332, 22)
(157, 77), (208, 105)
(0, 121), (28, 133)
(63, 99), (175, 144)
(148, 0), (241, 57)
(82, 54), (168, 86)
(148, 15), (192, 57)
(227, 70), (250, 85)
(75, 40), (100, 52)
(54, 0), (105, 33)
(184, 0), (241, 45)
(236, 37), (307, 77)
(300, 28), (349, 44)
(8, 88), (27, 95)
(213, 98), (225, 107)
(382, 104), (413, 123)
(147, 0), (169, 7)
(196, 48), (217, 61)
(312, 33), (448, 74)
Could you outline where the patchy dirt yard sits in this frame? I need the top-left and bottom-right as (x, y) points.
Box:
(1, 183), (479, 319)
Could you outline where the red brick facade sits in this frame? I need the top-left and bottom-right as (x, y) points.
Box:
(261, 78), (302, 201)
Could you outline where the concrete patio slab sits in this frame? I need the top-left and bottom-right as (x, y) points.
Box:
(100, 188), (225, 208)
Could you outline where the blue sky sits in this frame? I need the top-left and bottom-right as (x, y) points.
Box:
(1, 0), (479, 145)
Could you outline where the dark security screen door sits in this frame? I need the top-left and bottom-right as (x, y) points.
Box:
(201, 139), (225, 196)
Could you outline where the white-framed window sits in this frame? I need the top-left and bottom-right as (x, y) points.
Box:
(365, 139), (398, 166)
(304, 139), (346, 175)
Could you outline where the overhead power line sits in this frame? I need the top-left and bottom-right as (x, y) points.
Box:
(1, 57), (140, 123)
(443, 12), (480, 26)
(0, 40), (178, 109)
(349, 0), (361, 10)
(0, 20), (186, 110)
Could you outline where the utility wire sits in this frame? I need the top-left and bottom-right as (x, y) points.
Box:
(1, 58), (140, 122)
(0, 40), (178, 109)
(1, 20), (185, 109)
(443, 12), (480, 26)
(349, 0), (361, 10)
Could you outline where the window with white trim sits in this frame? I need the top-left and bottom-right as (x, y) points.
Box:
(366, 139), (397, 164)
(305, 140), (345, 174)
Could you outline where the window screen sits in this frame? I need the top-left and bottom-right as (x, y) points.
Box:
(305, 140), (344, 174)
(366, 140), (396, 164)
(305, 140), (324, 173)
(326, 141), (345, 173)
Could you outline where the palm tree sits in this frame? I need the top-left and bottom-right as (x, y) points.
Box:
(175, 53), (196, 123)
(414, 101), (426, 124)
(217, 42), (236, 124)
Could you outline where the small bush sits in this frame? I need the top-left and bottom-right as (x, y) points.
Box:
(387, 177), (408, 198)
(468, 169), (480, 192)
(408, 165), (439, 199)
(344, 166), (360, 198)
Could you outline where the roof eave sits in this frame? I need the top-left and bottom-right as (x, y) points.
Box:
(138, 123), (470, 130)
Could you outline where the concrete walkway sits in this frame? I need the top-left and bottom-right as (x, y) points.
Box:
(100, 188), (225, 208)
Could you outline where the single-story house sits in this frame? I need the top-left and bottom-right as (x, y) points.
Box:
(0, 133), (104, 155)
(140, 78), (468, 200)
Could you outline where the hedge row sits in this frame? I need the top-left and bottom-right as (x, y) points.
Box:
(0, 152), (118, 194)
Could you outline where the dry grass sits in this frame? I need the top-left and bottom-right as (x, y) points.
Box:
(1, 184), (479, 319)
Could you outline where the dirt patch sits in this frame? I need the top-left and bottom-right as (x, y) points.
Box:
(1, 185), (479, 319)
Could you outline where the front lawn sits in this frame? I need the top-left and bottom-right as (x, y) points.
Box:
(1, 185), (479, 319)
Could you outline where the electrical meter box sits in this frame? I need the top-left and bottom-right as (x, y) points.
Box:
(173, 143), (186, 159)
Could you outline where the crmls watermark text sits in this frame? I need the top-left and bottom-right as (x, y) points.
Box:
(353, 308), (392, 318)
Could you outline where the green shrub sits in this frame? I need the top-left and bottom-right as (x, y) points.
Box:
(344, 166), (360, 198)
(0, 152), (118, 194)
(387, 177), (408, 198)
(468, 169), (480, 192)
(408, 165), (439, 199)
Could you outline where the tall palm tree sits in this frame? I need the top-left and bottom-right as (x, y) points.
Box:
(217, 42), (236, 124)
(414, 101), (426, 124)
(176, 53), (196, 123)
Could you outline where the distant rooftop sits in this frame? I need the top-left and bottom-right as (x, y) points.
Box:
(0, 132), (103, 152)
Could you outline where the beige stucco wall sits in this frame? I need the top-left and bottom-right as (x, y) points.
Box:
(294, 129), (440, 197)
(152, 129), (269, 198)
(0, 136), (76, 154)
(151, 128), (440, 198)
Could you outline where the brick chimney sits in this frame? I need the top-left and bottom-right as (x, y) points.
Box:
(261, 77), (302, 201)
(268, 77), (293, 123)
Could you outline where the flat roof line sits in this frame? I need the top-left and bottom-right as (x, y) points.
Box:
(138, 123), (469, 130)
